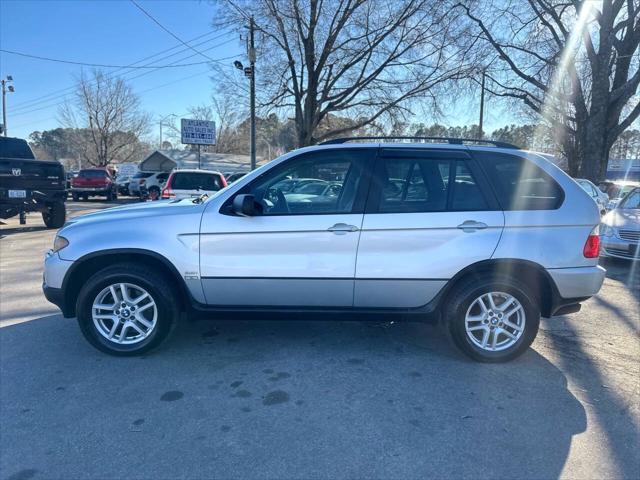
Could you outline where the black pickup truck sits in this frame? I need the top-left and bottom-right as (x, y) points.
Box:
(0, 136), (66, 228)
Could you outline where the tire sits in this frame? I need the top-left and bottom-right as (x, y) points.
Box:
(72, 193), (79, 201)
(42, 201), (66, 229)
(76, 264), (179, 356)
(82, 194), (88, 201)
(106, 188), (115, 201)
(148, 186), (160, 201)
(443, 274), (540, 363)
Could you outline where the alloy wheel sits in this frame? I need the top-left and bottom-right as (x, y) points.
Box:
(464, 291), (526, 352)
(92, 283), (158, 345)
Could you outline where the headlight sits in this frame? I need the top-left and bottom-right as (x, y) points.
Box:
(53, 235), (69, 252)
(601, 225), (615, 237)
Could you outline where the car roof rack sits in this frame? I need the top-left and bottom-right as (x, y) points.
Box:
(319, 136), (520, 149)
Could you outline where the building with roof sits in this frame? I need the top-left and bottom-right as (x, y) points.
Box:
(138, 149), (257, 175)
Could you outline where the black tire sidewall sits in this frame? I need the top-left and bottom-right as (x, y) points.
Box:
(447, 277), (540, 362)
(77, 269), (176, 355)
(42, 201), (66, 228)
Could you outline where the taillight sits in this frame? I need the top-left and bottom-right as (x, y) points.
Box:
(220, 175), (228, 188)
(161, 174), (175, 199)
(583, 226), (600, 258)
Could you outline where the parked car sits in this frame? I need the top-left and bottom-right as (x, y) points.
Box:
(575, 178), (608, 215)
(224, 172), (248, 184)
(44, 137), (605, 361)
(70, 168), (117, 201)
(65, 171), (78, 190)
(599, 180), (639, 211)
(128, 171), (169, 200)
(115, 175), (132, 196)
(600, 187), (640, 261)
(161, 169), (227, 200)
(0, 136), (66, 228)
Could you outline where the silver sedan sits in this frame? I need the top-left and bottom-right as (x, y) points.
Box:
(600, 187), (640, 260)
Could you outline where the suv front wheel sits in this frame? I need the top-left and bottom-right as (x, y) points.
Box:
(76, 264), (178, 355)
(444, 275), (540, 362)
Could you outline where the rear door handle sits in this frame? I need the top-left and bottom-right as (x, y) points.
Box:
(457, 220), (488, 232)
(327, 223), (359, 234)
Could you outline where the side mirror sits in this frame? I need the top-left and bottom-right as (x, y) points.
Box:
(233, 194), (262, 217)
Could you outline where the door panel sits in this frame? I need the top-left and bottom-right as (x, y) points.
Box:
(200, 214), (363, 306)
(199, 148), (374, 307)
(354, 150), (504, 308)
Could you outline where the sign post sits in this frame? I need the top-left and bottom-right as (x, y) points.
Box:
(180, 119), (216, 169)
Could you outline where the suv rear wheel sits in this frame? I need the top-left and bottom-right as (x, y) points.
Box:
(444, 275), (540, 362)
(76, 264), (178, 356)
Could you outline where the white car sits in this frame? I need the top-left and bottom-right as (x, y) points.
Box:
(128, 171), (169, 200)
(161, 169), (226, 200)
(575, 178), (609, 215)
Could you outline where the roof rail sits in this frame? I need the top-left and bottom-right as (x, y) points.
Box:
(319, 136), (519, 149)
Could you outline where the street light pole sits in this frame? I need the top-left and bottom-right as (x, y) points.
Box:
(478, 68), (486, 140)
(1, 76), (14, 137)
(249, 16), (257, 171)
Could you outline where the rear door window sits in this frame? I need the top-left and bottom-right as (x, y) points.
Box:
(472, 152), (564, 210)
(374, 153), (488, 213)
(172, 172), (223, 191)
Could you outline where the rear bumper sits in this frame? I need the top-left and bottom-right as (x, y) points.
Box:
(547, 265), (605, 299)
(71, 187), (109, 194)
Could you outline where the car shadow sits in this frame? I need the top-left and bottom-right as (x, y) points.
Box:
(1, 314), (587, 479)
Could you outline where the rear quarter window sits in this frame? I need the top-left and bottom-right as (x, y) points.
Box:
(473, 152), (564, 210)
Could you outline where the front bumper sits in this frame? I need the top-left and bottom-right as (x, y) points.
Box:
(42, 282), (73, 317)
(600, 235), (639, 261)
(43, 250), (74, 317)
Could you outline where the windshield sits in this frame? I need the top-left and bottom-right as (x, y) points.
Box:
(78, 170), (106, 178)
(620, 190), (640, 209)
(295, 182), (328, 195)
(133, 172), (154, 179)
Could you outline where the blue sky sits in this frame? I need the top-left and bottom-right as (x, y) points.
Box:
(0, 0), (244, 140)
(0, 0), (514, 142)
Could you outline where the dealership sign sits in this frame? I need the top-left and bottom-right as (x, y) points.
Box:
(181, 119), (216, 145)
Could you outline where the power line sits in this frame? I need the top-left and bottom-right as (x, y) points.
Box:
(9, 29), (229, 111)
(9, 47), (236, 118)
(0, 48), (219, 69)
(130, 0), (216, 62)
(9, 37), (236, 117)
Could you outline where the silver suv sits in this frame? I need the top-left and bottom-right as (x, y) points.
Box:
(43, 138), (605, 362)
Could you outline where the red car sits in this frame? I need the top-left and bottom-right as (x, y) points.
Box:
(70, 168), (118, 201)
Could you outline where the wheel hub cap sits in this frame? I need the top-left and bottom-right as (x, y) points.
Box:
(92, 283), (157, 345)
(464, 291), (526, 352)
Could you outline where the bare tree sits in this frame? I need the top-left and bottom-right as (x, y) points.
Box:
(458, 0), (640, 181)
(60, 70), (150, 166)
(213, 0), (472, 147)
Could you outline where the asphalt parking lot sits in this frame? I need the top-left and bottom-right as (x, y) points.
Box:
(1, 200), (639, 480)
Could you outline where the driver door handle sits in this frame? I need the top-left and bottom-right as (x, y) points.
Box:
(457, 220), (488, 232)
(327, 223), (359, 234)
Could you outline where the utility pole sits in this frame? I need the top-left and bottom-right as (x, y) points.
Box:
(1, 76), (15, 137)
(249, 16), (257, 171)
(478, 69), (486, 140)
